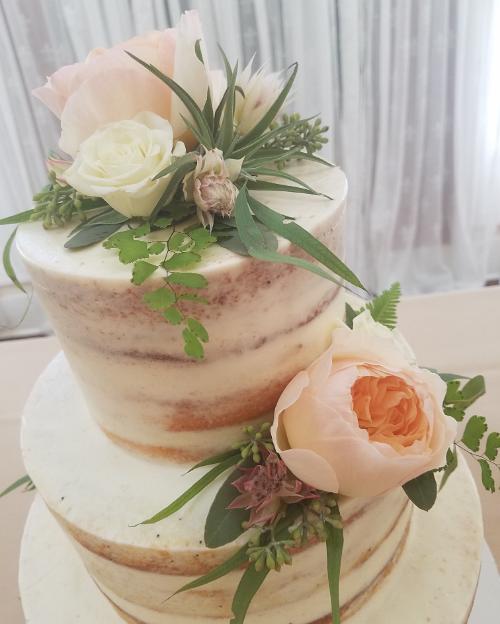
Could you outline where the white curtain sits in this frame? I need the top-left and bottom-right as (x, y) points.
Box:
(0, 0), (498, 295)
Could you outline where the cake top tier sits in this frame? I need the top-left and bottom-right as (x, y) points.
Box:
(17, 162), (347, 282)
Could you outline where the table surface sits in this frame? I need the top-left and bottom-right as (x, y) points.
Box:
(1, 287), (499, 623)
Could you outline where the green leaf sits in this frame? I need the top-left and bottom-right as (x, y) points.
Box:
(485, 432), (500, 461)
(190, 227), (218, 250)
(170, 545), (248, 598)
(169, 232), (195, 252)
(152, 155), (196, 181)
(186, 318), (209, 343)
(0, 474), (34, 498)
(203, 88), (215, 131)
(435, 371), (469, 383)
(194, 39), (204, 63)
(478, 459), (496, 493)
(65, 222), (125, 249)
(230, 564), (270, 624)
(163, 252), (201, 270)
(462, 415), (488, 452)
(168, 272), (208, 289)
(245, 166), (326, 196)
(143, 287), (176, 310)
(204, 462), (250, 548)
(439, 447), (458, 491)
(154, 216), (174, 229)
(183, 327), (204, 359)
(461, 375), (486, 407)
(0, 209), (35, 225)
(151, 161), (197, 221)
(148, 242), (165, 255)
(163, 306), (183, 325)
(126, 52), (213, 148)
(248, 195), (366, 291)
(403, 470), (437, 511)
(217, 51), (238, 152)
(187, 448), (241, 473)
(234, 189), (347, 286)
(246, 179), (325, 197)
(345, 302), (361, 329)
(135, 454), (241, 526)
(3, 228), (26, 293)
(236, 63), (298, 149)
(132, 261), (158, 285)
(108, 236), (149, 264)
(444, 405), (466, 422)
(325, 508), (344, 624)
(366, 282), (401, 329)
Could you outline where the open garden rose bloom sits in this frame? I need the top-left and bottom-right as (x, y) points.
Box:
(271, 311), (457, 498)
(33, 11), (211, 156)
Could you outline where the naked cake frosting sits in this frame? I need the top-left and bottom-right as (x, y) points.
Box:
(0, 8), (495, 624)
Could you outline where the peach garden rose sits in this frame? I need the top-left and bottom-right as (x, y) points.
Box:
(33, 11), (212, 156)
(271, 311), (457, 498)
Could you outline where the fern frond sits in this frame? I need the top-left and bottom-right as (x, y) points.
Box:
(365, 282), (401, 329)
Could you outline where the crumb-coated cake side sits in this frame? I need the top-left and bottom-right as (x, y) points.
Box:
(17, 163), (347, 460)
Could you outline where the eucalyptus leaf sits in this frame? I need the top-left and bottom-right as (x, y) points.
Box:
(204, 461), (251, 548)
(169, 545), (248, 599)
(230, 564), (270, 624)
(246, 180), (326, 198)
(3, 228), (26, 293)
(439, 447), (458, 491)
(234, 190), (348, 288)
(248, 195), (366, 291)
(325, 508), (344, 624)
(134, 454), (241, 526)
(126, 52), (213, 147)
(0, 209), (35, 225)
(65, 222), (125, 249)
(187, 449), (241, 473)
(153, 154), (196, 181)
(403, 471), (437, 511)
(151, 161), (196, 221)
(0, 474), (33, 498)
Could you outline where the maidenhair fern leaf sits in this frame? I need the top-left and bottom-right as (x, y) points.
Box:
(366, 282), (401, 330)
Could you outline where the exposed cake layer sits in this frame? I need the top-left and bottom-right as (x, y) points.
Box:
(17, 163), (347, 458)
(22, 354), (411, 623)
(20, 455), (483, 624)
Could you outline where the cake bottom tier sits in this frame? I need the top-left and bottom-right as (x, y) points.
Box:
(20, 450), (481, 624)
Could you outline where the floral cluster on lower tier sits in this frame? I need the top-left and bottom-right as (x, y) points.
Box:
(130, 284), (499, 624)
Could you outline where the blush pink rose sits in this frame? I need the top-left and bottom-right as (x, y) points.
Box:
(271, 311), (457, 498)
(33, 11), (212, 156)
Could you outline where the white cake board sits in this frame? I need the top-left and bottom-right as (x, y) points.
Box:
(19, 484), (500, 623)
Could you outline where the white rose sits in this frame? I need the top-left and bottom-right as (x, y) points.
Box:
(65, 112), (186, 218)
(235, 60), (284, 134)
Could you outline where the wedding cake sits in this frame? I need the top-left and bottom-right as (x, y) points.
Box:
(1, 10), (494, 624)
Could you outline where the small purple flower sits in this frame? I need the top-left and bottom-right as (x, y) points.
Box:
(228, 451), (318, 527)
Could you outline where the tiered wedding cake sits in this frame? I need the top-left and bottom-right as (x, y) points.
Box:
(2, 10), (492, 624)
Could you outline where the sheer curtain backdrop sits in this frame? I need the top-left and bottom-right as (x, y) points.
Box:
(0, 0), (498, 299)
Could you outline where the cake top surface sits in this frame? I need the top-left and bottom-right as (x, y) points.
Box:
(17, 163), (347, 281)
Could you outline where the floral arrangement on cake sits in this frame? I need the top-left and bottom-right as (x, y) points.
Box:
(1, 10), (499, 624)
(1, 10), (362, 360)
